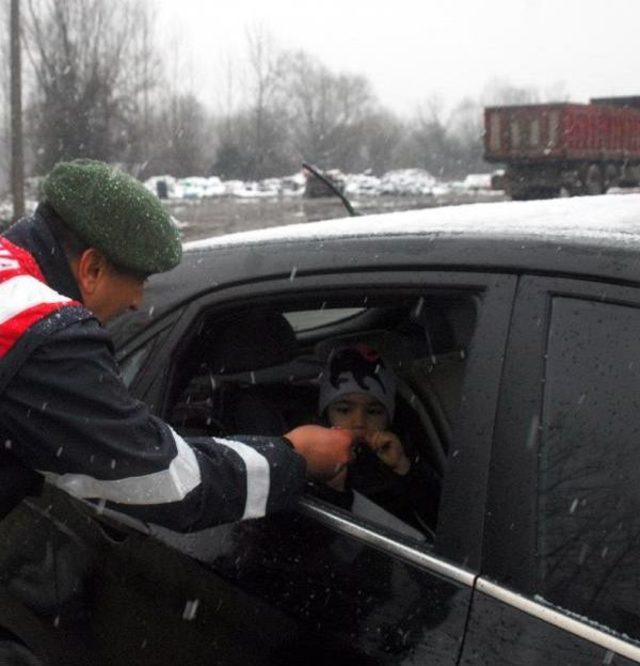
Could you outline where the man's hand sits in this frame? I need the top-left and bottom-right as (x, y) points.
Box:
(365, 431), (411, 475)
(284, 425), (356, 482)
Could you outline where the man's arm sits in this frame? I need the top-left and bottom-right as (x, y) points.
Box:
(1, 318), (318, 531)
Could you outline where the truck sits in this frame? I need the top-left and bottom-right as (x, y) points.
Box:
(484, 96), (640, 199)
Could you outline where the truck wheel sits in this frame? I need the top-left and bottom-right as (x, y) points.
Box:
(0, 641), (44, 666)
(584, 164), (604, 195)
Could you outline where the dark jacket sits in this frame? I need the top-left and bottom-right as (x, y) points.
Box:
(0, 205), (306, 528)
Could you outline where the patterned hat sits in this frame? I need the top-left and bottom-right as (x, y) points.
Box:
(43, 159), (182, 274)
(318, 344), (396, 420)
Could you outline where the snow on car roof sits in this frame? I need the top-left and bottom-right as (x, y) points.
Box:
(184, 194), (640, 252)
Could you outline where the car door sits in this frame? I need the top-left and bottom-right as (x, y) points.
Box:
(461, 276), (640, 664)
(111, 267), (516, 665)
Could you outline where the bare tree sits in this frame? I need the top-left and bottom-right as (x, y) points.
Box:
(403, 95), (454, 177)
(213, 50), (243, 137)
(146, 93), (211, 178)
(448, 96), (486, 175)
(0, 1), (11, 195)
(482, 78), (540, 106)
(278, 50), (377, 172)
(118, 1), (161, 176)
(207, 50), (244, 177)
(358, 110), (404, 175)
(244, 23), (286, 178)
(23, 0), (152, 173)
(10, 0), (25, 218)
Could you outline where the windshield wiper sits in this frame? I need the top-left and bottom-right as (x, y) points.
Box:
(302, 161), (359, 217)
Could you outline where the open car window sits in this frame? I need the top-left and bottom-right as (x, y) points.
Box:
(164, 290), (478, 545)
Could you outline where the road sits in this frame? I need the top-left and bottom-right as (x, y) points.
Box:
(169, 192), (507, 243)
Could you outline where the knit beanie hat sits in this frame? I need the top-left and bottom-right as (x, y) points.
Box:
(318, 344), (397, 421)
(42, 159), (182, 274)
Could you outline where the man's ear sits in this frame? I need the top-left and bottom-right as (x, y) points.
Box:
(74, 248), (109, 297)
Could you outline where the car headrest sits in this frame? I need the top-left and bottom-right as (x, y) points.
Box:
(199, 308), (297, 374)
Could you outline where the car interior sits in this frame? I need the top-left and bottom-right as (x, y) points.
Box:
(163, 289), (479, 542)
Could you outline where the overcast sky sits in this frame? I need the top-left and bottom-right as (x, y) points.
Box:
(157, 0), (640, 115)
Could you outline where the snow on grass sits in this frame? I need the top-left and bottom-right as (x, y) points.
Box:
(141, 169), (500, 202)
(1, 169), (500, 221)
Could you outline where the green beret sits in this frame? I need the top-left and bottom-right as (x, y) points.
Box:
(43, 159), (182, 274)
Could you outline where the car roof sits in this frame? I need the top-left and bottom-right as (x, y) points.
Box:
(183, 193), (640, 252)
(111, 194), (640, 346)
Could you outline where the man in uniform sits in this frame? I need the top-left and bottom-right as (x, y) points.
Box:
(0, 159), (354, 530)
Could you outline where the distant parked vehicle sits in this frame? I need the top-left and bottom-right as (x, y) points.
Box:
(462, 173), (493, 192)
(379, 168), (435, 196)
(484, 96), (640, 199)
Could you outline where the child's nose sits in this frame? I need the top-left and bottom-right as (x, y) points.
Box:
(350, 409), (367, 429)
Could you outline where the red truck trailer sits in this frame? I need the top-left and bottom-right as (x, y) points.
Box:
(484, 97), (640, 199)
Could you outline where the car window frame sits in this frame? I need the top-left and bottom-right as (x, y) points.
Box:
(133, 268), (516, 573)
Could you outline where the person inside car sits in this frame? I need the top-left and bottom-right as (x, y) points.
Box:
(314, 344), (441, 539)
(0, 159), (356, 530)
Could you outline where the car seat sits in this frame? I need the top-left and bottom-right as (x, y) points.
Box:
(172, 308), (298, 437)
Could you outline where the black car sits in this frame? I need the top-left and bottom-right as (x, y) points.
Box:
(1, 195), (639, 665)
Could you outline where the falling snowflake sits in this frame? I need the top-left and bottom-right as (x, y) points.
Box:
(183, 599), (200, 621)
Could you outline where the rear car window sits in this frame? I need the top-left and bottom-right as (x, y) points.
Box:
(537, 297), (640, 640)
(283, 308), (366, 332)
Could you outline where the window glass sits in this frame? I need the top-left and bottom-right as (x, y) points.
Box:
(538, 296), (640, 639)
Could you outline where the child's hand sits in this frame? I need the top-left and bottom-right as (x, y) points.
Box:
(365, 431), (411, 475)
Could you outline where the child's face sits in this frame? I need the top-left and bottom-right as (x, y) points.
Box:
(326, 393), (389, 434)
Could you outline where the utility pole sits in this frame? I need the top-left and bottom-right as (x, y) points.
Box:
(10, 0), (25, 221)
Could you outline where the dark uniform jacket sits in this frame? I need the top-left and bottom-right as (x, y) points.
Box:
(0, 206), (305, 528)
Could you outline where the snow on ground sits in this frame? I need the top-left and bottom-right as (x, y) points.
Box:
(0, 169), (500, 223)
(142, 169), (500, 201)
(463, 173), (494, 190)
(379, 169), (436, 196)
(344, 173), (381, 196)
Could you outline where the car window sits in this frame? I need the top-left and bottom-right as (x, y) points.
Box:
(165, 290), (478, 545)
(537, 296), (640, 640)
